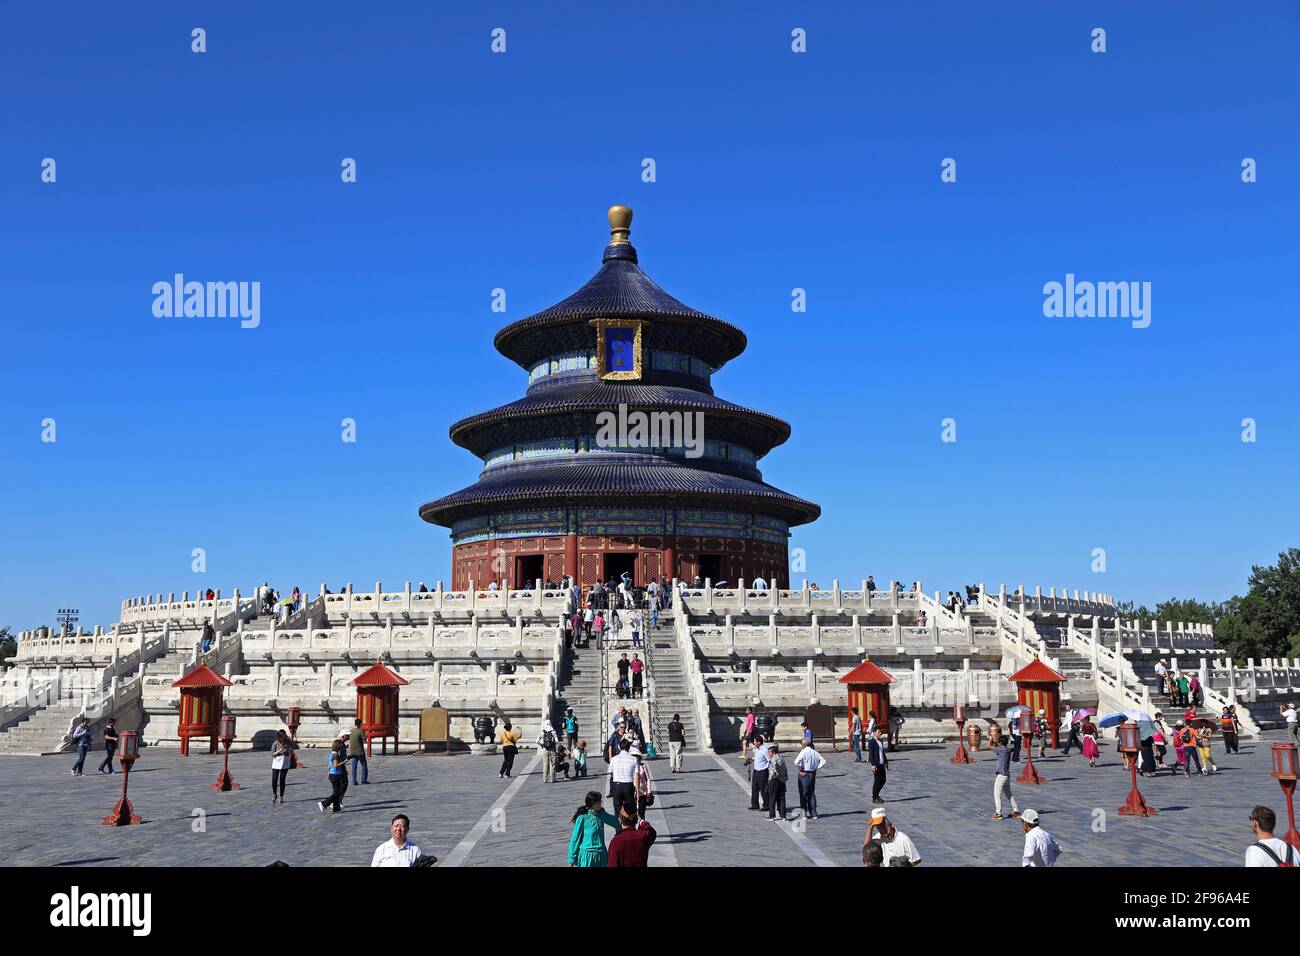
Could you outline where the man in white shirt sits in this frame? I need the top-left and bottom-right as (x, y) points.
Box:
(608, 739), (640, 818)
(487, 580), (499, 591)
(1246, 805), (1296, 866)
(371, 814), (425, 867)
(1282, 703), (1298, 744)
(1154, 659), (1168, 688)
(1020, 809), (1061, 867)
(749, 736), (771, 811)
(865, 808), (921, 866)
(794, 740), (826, 819)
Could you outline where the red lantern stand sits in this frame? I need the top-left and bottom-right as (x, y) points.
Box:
(285, 706), (303, 769)
(349, 661), (410, 756)
(1017, 710), (1044, 784)
(1007, 658), (1067, 748)
(1117, 721), (1157, 816)
(103, 730), (142, 826)
(212, 715), (239, 791)
(171, 664), (232, 756)
(950, 704), (972, 764)
(1270, 742), (1300, 850)
(838, 659), (894, 751)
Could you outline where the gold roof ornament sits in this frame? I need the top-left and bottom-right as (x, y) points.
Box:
(608, 204), (633, 244)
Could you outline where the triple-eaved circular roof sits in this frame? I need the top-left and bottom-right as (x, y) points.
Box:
(420, 207), (820, 531)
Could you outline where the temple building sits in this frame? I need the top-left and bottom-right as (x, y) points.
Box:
(419, 206), (820, 589)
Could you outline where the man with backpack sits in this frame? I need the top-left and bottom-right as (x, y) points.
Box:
(537, 720), (559, 782)
(1246, 805), (1296, 866)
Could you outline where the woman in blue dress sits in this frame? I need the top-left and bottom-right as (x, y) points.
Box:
(567, 790), (619, 867)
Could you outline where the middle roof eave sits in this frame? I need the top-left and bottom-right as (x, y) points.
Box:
(448, 382), (793, 455)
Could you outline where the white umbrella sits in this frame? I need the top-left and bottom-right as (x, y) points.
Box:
(1005, 704), (1030, 718)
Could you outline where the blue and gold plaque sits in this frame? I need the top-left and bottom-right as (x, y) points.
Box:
(590, 319), (646, 380)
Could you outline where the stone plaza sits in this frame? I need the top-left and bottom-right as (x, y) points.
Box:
(1, 729), (1290, 868)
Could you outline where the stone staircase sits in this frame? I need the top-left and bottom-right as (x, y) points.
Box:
(645, 612), (700, 753)
(1036, 627), (1094, 679)
(553, 639), (603, 752)
(0, 702), (84, 755)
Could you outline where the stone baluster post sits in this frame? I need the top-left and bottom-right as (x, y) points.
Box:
(912, 659), (924, 706)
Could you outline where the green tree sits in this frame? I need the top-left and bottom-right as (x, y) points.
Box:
(0, 626), (14, 664)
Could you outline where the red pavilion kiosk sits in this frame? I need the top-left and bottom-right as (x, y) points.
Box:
(171, 664), (232, 756)
(1007, 658), (1067, 748)
(349, 661), (409, 756)
(839, 659), (894, 749)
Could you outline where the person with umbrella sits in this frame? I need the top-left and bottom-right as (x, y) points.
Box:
(1099, 713), (1133, 769)
(1138, 730), (1158, 777)
(1006, 705), (1028, 762)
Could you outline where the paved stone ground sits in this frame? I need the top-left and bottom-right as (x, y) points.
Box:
(0, 733), (1291, 867)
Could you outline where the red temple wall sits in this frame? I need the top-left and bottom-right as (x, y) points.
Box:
(451, 533), (787, 590)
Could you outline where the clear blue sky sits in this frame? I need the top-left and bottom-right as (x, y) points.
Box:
(2, 2), (1298, 632)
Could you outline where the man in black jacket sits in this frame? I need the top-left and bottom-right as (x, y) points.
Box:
(667, 713), (686, 772)
(868, 727), (889, 802)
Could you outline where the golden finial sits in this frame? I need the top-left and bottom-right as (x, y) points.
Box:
(608, 205), (633, 244)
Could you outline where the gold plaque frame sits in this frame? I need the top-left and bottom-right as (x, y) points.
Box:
(590, 318), (647, 381)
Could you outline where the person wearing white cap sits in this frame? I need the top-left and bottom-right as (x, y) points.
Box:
(1035, 710), (1049, 758)
(1020, 809), (1061, 867)
(865, 808), (921, 866)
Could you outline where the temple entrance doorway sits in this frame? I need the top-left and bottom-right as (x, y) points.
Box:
(698, 553), (725, 584)
(603, 552), (637, 586)
(515, 554), (543, 587)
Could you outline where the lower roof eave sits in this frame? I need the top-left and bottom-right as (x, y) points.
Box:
(419, 491), (820, 531)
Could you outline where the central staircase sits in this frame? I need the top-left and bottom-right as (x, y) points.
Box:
(553, 639), (603, 752)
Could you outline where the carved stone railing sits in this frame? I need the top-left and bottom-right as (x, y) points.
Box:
(673, 586), (715, 751)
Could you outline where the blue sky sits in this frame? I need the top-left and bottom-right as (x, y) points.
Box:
(2, 2), (1297, 632)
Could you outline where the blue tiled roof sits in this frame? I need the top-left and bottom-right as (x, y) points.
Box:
(494, 249), (747, 365)
(449, 381), (791, 455)
(419, 459), (820, 527)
